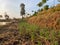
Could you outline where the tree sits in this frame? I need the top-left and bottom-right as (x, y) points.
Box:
(0, 15), (2, 18)
(37, 2), (43, 7)
(42, 0), (47, 3)
(38, 8), (44, 12)
(41, 8), (43, 11)
(20, 3), (25, 20)
(37, 0), (49, 11)
(44, 5), (49, 10)
(33, 11), (37, 16)
(5, 12), (9, 20)
(37, 0), (48, 7)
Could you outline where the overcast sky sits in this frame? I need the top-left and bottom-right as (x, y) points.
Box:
(0, 0), (60, 18)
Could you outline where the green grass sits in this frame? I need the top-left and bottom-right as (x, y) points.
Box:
(18, 21), (40, 43)
(18, 21), (60, 45)
(18, 21), (40, 34)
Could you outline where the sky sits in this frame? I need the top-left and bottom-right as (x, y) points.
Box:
(0, 0), (60, 18)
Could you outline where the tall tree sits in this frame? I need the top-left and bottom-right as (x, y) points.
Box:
(20, 3), (25, 20)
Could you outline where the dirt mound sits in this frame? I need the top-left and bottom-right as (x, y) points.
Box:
(28, 4), (60, 30)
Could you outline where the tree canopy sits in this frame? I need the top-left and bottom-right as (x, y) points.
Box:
(37, 0), (49, 11)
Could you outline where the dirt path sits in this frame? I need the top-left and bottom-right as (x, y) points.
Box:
(0, 20), (20, 45)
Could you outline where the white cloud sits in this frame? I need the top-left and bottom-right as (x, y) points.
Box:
(0, 0), (19, 18)
(0, 0), (7, 15)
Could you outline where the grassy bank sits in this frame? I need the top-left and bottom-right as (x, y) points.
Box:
(18, 21), (60, 45)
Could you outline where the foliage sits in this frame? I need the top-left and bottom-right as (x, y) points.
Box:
(20, 3), (25, 19)
(33, 12), (37, 16)
(5, 13), (9, 20)
(40, 8), (43, 11)
(37, 2), (43, 7)
(37, 0), (49, 11)
(44, 5), (49, 10)
(42, 0), (47, 3)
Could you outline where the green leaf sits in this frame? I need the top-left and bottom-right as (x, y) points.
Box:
(37, 2), (43, 7)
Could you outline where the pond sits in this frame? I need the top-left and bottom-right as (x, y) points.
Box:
(0, 22), (11, 26)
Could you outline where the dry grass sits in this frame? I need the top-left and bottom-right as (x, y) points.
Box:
(28, 4), (60, 30)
